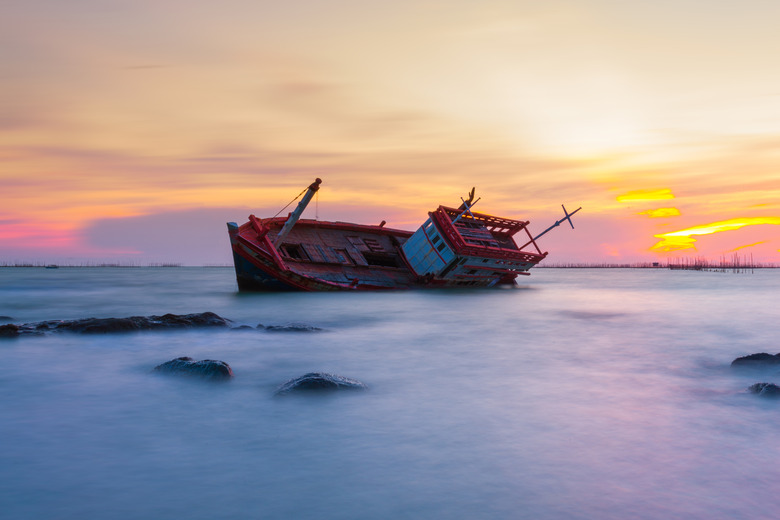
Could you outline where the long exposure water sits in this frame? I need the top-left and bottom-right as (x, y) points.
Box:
(1, 267), (779, 519)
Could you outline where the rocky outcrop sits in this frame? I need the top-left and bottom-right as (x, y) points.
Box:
(3, 312), (230, 336)
(153, 357), (234, 380)
(275, 372), (367, 395)
(731, 353), (780, 368)
(0, 313), (334, 338)
(748, 382), (780, 398)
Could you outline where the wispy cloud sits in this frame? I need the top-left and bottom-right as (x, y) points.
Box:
(727, 241), (768, 252)
(651, 218), (780, 251)
(617, 189), (675, 203)
(638, 208), (680, 218)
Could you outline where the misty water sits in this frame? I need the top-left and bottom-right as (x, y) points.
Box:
(1, 267), (779, 519)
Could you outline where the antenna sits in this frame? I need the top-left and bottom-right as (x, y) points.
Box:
(532, 204), (582, 241)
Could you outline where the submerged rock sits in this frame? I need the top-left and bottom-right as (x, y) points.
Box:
(731, 353), (780, 368)
(748, 382), (780, 398)
(155, 312), (230, 328)
(55, 317), (144, 334)
(231, 325), (256, 331)
(259, 323), (324, 332)
(275, 372), (367, 395)
(153, 357), (234, 380)
(8, 311), (231, 336)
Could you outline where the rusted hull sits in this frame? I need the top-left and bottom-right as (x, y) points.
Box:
(230, 248), (301, 292)
(228, 221), (421, 291)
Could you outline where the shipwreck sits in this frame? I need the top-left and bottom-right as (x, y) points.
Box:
(227, 179), (580, 291)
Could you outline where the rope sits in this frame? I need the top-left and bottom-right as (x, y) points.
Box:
(272, 187), (308, 218)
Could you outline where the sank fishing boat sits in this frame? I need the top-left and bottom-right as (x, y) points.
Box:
(227, 179), (580, 291)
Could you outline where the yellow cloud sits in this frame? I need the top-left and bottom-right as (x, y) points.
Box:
(728, 241), (768, 252)
(617, 189), (675, 203)
(638, 207), (680, 218)
(651, 217), (780, 251)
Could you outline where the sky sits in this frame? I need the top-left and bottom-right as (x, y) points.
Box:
(2, 0), (780, 265)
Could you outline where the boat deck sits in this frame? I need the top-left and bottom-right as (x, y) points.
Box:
(268, 221), (417, 288)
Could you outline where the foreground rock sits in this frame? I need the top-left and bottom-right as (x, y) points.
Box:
(748, 382), (780, 398)
(153, 357), (234, 380)
(731, 353), (780, 368)
(0, 324), (20, 338)
(275, 372), (367, 395)
(1, 312), (230, 337)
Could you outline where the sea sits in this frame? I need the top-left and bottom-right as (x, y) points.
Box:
(1, 266), (779, 520)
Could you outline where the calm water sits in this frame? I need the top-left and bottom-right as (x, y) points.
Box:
(1, 267), (779, 519)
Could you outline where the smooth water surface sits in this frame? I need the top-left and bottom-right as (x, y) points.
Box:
(1, 267), (779, 519)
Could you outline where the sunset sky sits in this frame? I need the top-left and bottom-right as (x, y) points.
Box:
(2, 0), (779, 265)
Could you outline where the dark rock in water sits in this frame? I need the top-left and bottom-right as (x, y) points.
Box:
(55, 317), (144, 334)
(10, 311), (231, 336)
(153, 356), (234, 380)
(731, 353), (780, 368)
(0, 316), (14, 323)
(748, 382), (780, 398)
(153, 312), (230, 328)
(261, 323), (324, 332)
(231, 325), (256, 331)
(275, 372), (367, 395)
(0, 324), (20, 338)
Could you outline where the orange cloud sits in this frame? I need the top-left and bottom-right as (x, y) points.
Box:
(638, 207), (680, 218)
(617, 189), (675, 203)
(651, 217), (780, 251)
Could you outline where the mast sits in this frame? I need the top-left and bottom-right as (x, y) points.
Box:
(272, 178), (322, 246)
